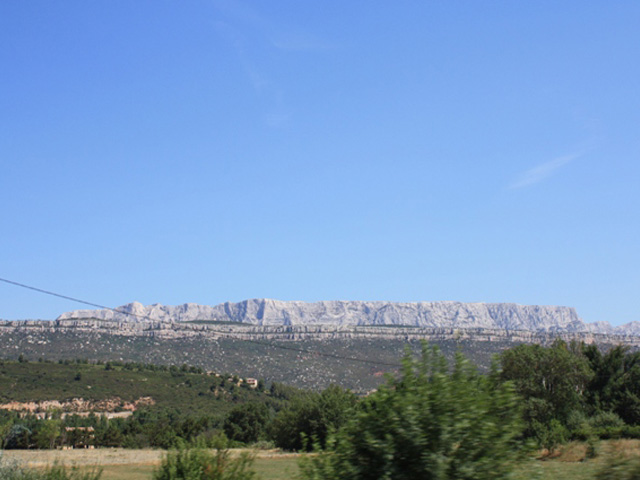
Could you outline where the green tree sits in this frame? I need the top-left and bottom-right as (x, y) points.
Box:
(583, 344), (640, 425)
(500, 339), (593, 438)
(270, 385), (356, 451)
(95, 424), (124, 448)
(4, 424), (32, 449)
(33, 420), (61, 449)
(300, 344), (526, 480)
(223, 403), (271, 444)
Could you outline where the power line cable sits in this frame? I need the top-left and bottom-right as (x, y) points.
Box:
(5, 276), (638, 386)
(0, 276), (404, 367)
(225, 337), (403, 367)
(8, 276), (627, 372)
(0, 277), (175, 323)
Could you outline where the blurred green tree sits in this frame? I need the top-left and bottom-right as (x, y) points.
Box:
(270, 385), (356, 451)
(300, 344), (526, 480)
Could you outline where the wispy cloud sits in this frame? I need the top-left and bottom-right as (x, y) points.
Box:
(213, 21), (268, 92)
(214, 0), (334, 52)
(213, 1), (334, 127)
(509, 152), (584, 189)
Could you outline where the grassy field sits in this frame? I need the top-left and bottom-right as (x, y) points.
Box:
(4, 440), (640, 480)
(2, 448), (301, 480)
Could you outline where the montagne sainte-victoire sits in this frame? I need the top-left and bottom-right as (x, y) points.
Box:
(57, 299), (638, 335)
(3, 299), (639, 390)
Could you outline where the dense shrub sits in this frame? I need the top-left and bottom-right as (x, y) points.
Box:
(153, 442), (255, 480)
(223, 403), (271, 444)
(270, 385), (356, 451)
(590, 411), (626, 430)
(531, 419), (569, 452)
(300, 344), (527, 480)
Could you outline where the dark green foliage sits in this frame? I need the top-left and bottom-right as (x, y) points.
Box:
(590, 411), (626, 430)
(33, 419), (62, 449)
(584, 344), (640, 425)
(500, 339), (593, 441)
(300, 344), (526, 480)
(499, 340), (640, 448)
(223, 402), (271, 444)
(270, 385), (357, 451)
(531, 419), (568, 452)
(4, 424), (32, 449)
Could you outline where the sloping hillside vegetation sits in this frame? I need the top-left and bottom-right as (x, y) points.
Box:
(0, 358), (314, 449)
(0, 359), (264, 413)
(0, 357), (359, 451)
(0, 327), (515, 390)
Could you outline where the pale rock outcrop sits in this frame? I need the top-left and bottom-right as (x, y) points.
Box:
(54, 298), (634, 334)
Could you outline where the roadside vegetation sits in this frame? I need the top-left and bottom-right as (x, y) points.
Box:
(500, 340), (640, 451)
(299, 344), (526, 479)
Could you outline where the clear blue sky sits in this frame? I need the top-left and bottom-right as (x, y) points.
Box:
(1, 1), (639, 325)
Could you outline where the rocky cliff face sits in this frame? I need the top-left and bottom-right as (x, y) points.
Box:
(210, 299), (587, 331)
(56, 298), (618, 334)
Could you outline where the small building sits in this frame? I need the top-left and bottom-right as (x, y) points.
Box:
(244, 378), (258, 389)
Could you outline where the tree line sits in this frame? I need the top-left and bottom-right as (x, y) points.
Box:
(3, 340), (640, 453)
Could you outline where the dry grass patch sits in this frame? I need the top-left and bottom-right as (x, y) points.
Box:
(603, 439), (640, 458)
(2, 449), (163, 468)
(98, 465), (155, 480)
(2, 449), (302, 480)
(550, 441), (589, 462)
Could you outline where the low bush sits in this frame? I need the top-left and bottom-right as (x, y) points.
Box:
(153, 442), (256, 480)
(590, 412), (626, 430)
(0, 454), (102, 480)
(532, 418), (569, 452)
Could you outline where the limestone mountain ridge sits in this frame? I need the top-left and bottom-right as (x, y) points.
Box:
(56, 299), (634, 335)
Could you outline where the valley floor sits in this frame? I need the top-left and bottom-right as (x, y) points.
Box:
(2, 448), (301, 480)
(4, 440), (640, 480)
